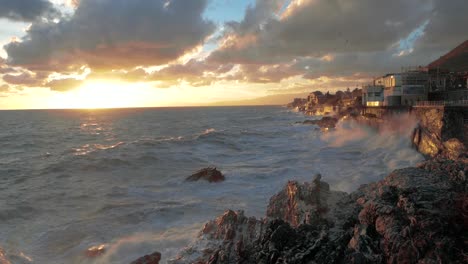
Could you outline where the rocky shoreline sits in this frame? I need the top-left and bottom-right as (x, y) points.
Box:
(125, 110), (467, 264)
(166, 157), (466, 264)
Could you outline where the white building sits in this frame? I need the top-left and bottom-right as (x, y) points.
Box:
(362, 85), (384, 107)
(372, 68), (428, 106)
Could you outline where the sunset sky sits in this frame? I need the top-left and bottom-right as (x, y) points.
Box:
(0, 0), (466, 109)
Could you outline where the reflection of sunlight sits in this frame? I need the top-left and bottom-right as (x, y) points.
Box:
(48, 81), (142, 109)
(80, 121), (104, 135)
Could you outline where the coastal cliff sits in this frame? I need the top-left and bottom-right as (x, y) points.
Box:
(171, 159), (467, 263)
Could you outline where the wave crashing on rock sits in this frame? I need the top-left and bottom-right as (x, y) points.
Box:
(170, 161), (467, 264)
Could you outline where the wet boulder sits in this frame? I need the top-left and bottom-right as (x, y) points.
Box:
(186, 167), (225, 183)
(130, 251), (161, 264)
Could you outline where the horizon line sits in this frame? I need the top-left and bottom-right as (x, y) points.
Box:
(0, 104), (284, 111)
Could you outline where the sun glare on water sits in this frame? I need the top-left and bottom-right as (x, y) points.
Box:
(48, 81), (144, 109)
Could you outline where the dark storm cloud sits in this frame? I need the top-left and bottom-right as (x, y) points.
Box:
(209, 0), (432, 64)
(4, 0), (215, 71)
(224, 0), (285, 35)
(0, 0), (57, 21)
(208, 0), (467, 83)
(415, 0), (468, 52)
(2, 0), (467, 90)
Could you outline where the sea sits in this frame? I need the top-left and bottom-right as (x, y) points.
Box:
(0, 106), (424, 263)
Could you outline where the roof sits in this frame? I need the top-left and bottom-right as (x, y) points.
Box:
(428, 40), (468, 72)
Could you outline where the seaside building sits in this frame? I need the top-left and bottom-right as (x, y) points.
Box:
(400, 67), (429, 106)
(370, 67), (428, 106)
(305, 92), (327, 111)
(362, 85), (384, 107)
(307, 92), (319, 105)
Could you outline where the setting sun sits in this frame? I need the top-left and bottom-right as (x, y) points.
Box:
(47, 81), (144, 109)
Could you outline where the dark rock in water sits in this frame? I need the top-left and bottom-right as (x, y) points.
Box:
(186, 167), (225, 183)
(300, 117), (338, 130)
(131, 251), (161, 264)
(171, 167), (467, 264)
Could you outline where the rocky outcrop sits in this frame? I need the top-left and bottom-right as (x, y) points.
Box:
(412, 106), (467, 160)
(171, 165), (467, 264)
(299, 117), (339, 130)
(412, 124), (467, 160)
(416, 157), (467, 190)
(130, 252), (161, 264)
(266, 174), (347, 227)
(169, 210), (265, 264)
(186, 167), (225, 183)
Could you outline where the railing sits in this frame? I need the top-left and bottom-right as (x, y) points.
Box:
(414, 100), (468, 107)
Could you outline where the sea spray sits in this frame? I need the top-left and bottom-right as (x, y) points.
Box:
(83, 224), (201, 264)
(318, 114), (424, 191)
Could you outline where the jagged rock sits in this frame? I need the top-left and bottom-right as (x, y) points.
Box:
(300, 117), (339, 130)
(186, 167), (225, 183)
(416, 157), (467, 191)
(130, 251), (161, 264)
(170, 210), (264, 264)
(266, 174), (334, 227)
(170, 167), (467, 264)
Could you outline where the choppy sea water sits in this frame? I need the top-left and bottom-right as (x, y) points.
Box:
(0, 106), (423, 263)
